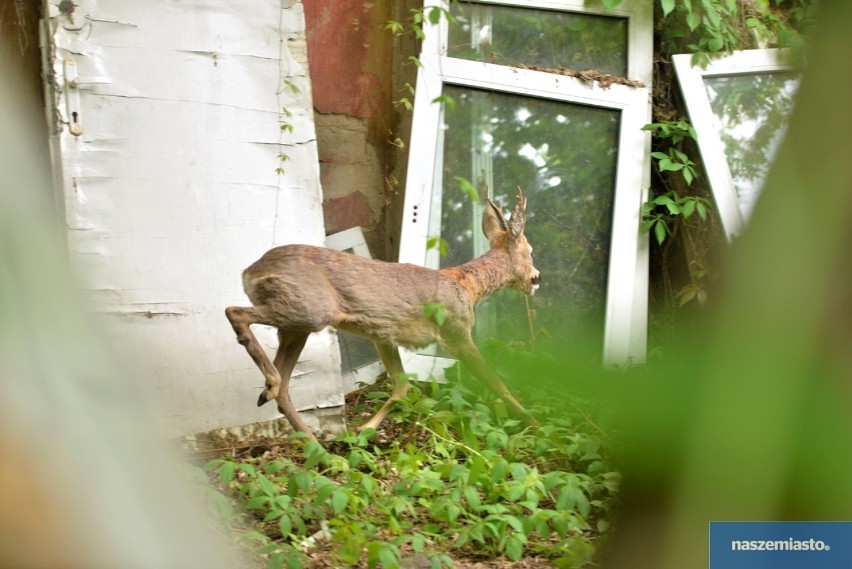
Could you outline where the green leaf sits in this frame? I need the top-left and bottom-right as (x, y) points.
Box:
(657, 158), (675, 172)
(454, 176), (479, 202)
(702, 0), (722, 26)
(379, 544), (398, 569)
(426, 236), (448, 257)
(366, 542), (384, 569)
(660, 0), (676, 17)
(290, 471), (312, 494)
(247, 495), (272, 510)
(268, 552), (286, 569)
(258, 474), (276, 497)
(411, 533), (425, 553)
(654, 220), (668, 245)
(423, 303), (446, 326)
(696, 201), (708, 220)
(688, 124), (698, 140)
(278, 515), (292, 538)
(671, 148), (690, 162)
(218, 461), (235, 485)
(686, 11), (702, 31)
(432, 94), (456, 112)
(683, 166), (695, 185)
(385, 20), (404, 35)
(464, 486), (482, 511)
(505, 534), (525, 561)
(263, 509), (285, 523)
(504, 483), (526, 502)
(332, 490), (349, 515)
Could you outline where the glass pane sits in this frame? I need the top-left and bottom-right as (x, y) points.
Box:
(429, 85), (620, 357)
(704, 72), (799, 219)
(338, 332), (377, 374)
(448, 1), (628, 77)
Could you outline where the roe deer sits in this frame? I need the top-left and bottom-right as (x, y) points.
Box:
(225, 189), (541, 437)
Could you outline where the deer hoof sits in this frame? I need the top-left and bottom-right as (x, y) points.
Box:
(257, 384), (281, 407)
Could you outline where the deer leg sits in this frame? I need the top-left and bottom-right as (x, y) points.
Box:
(225, 306), (284, 404)
(358, 341), (408, 432)
(271, 330), (313, 436)
(451, 337), (539, 427)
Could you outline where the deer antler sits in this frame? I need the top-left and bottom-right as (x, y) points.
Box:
(508, 187), (527, 238)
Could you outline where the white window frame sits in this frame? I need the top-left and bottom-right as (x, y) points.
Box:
(399, 0), (653, 369)
(673, 48), (796, 241)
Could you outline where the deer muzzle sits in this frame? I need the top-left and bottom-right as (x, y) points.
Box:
(530, 271), (541, 295)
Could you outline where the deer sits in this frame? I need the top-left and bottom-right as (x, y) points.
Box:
(225, 189), (541, 438)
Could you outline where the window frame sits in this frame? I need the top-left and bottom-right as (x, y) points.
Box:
(399, 0), (652, 369)
(673, 48), (796, 241)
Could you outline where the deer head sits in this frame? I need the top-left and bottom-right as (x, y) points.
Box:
(482, 188), (541, 295)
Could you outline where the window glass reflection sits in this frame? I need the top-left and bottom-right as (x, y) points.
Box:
(448, 1), (628, 76)
(430, 85), (620, 354)
(705, 72), (799, 219)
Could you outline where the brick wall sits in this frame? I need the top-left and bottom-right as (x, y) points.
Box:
(303, 0), (417, 260)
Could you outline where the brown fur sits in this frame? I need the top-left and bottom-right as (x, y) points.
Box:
(225, 190), (541, 437)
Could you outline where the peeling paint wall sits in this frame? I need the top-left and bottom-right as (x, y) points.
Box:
(42, 0), (345, 437)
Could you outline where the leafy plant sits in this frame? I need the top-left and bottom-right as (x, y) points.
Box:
(642, 190), (710, 245)
(640, 119), (710, 245)
(386, 5), (454, 41)
(423, 302), (447, 326)
(601, 0), (816, 61)
(192, 353), (619, 568)
(650, 147), (699, 186)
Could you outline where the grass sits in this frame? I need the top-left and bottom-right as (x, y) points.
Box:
(186, 352), (619, 569)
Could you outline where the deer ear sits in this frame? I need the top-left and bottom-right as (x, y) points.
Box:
(507, 187), (527, 238)
(482, 199), (508, 244)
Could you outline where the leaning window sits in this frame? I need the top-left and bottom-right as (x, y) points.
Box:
(399, 0), (653, 370)
(674, 49), (800, 240)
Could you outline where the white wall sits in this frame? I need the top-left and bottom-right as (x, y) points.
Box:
(43, 0), (345, 437)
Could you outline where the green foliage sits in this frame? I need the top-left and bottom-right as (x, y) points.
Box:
(642, 190), (709, 246)
(431, 94), (456, 112)
(193, 363), (618, 568)
(599, 0), (816, 60)
(393, 82), (416, 112)
(640, 119), (710, 246)
(386, 5), (454, 41)
(641, 119), (696, 145)
(426, 236), (448, 258)
(453, 176), (479, 203)
(423, 302), (447, 327)
(650, 148), (699, 185)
